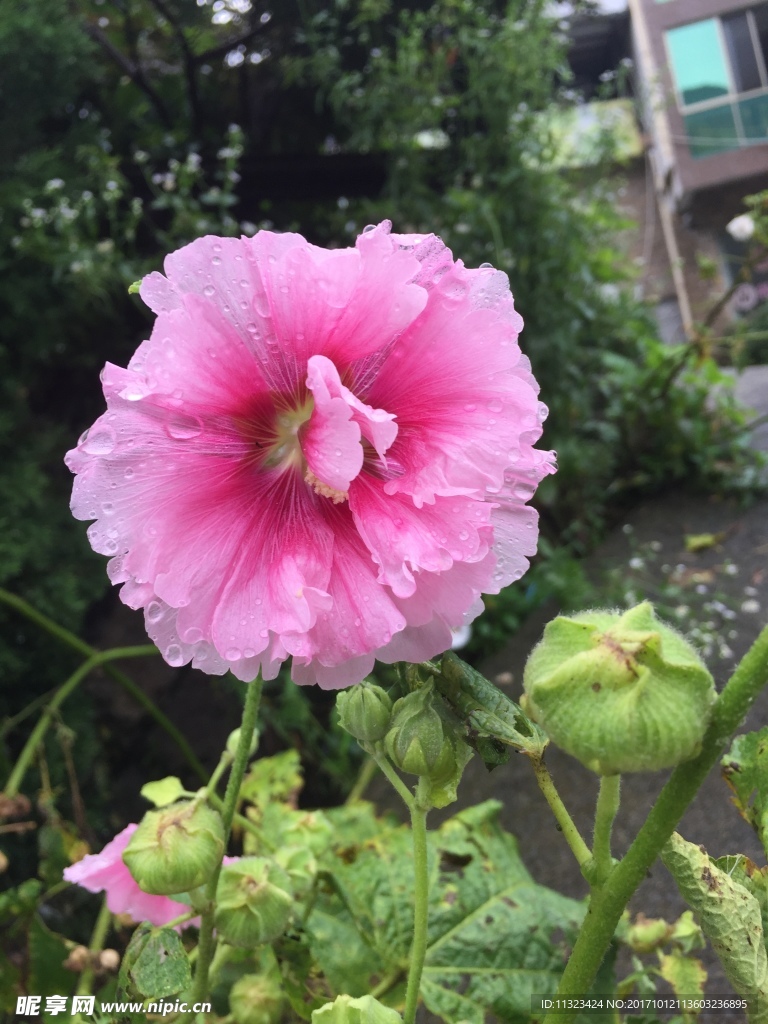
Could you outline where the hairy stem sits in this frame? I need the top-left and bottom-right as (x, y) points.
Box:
(0, 588), (207, 782)
(189, 677), (263, 1012)
(404, 779), (430, 1024)
(530, 755), (592, 868)
(591, 774), (621, 886)
(4, 646), (157, 797)
(547, 625), (768, 1022)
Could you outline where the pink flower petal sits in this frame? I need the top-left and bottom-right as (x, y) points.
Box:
(67, 223), (554, 686)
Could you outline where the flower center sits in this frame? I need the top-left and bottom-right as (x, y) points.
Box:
(262, 398), (314, 472)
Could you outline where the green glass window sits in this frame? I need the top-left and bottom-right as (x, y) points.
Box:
(683, 105), (738, 158)
(667, 20), (730, 105)
(739, 93), (768, 140)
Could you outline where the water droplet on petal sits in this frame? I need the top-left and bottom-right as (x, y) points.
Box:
(102, 502), (114, 515)
(147, 601), (163, 623)
(165, 413), (203, 440)
(479, 261), (493, 269)
(212, 256), (222, 266)
(363, 224), (376, 233)
(166, 644), (184, 667)
(183, 626), (204, 643)
(82, 426), (116, 455)
(204, 284), (216, 297)
(488, 399), (503, 413)
(243, 647), (256, 659)
(225, 647), (242, 661)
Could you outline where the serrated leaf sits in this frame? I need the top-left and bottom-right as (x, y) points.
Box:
(140, 776), (185, 807)
(130, 927), (191, 999)
(310, 800), (585, 1024)
(662, 833), (768, 1023)
(241, 749), (303, 808)
(436, 652), (548, 759)
(722, 729), (768, 856)
(658, 949), (707, 1006)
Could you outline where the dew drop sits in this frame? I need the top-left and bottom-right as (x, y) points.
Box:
(102, 502), (114, 515)
(363, 224), (376, 233)
(204, 284), (216, 297)
(165, 413), (203, 440)
(183, 626), (204, 644)
(225, 647), (242, 661)
(488, 399), (503, 413)
(243, 647), (256, 659)
(123, 383), (148, 401)
(166, 644), (184, 667)
(464, 403), (477, 413)
(147, 601), (163, 623)
(212, 255), (222, 266)
(479, 261), (493, 269)
(259, 628), (269, 638)
(82, 426), (116, 455)
(104, 539), (118, 554)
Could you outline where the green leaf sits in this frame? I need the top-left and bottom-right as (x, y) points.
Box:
(28, 916), (72, 1001)
(129, 927), (192, 999)
(662, 833), (768, 1023)
(722, 729), (768, 856)
(140, 775), (185, 807)
(658, 949), (707, 1006)
(241, 749), (303, 807)
(309, 800), (585, 1023)
(435, 652), (548, 760)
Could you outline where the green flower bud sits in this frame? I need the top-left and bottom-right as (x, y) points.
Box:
(522, 602), (716, 775)
(385, 684), (448, 777)
(123, 801), (224, 895)
(312, 994), (403, 1024)
(214, 857), (293, 947)
(229, 973), (284, 1024)
(337, 682), (393, 743)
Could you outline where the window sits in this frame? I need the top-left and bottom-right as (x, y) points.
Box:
(666, 6), (768, 158)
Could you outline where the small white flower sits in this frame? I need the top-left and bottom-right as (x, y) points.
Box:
(628, 557), (644, 571)
(741, 599), (761, 614)
(726, 214), (755, 243)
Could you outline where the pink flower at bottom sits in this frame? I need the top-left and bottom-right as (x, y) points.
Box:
(66, 222), (555, 687)
(63, 824), (196, 927)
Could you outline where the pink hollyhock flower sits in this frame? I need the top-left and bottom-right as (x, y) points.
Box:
(66, 222), (554, 687)
(64, 824), (195, 927)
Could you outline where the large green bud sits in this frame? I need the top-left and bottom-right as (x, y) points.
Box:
(522, 602), (716, 775)
(123, 800), (224, 895)
(214, 857), (293, 947)
(337, 681), (393, 743)
(229, 973), (284, 1024)
(312, 994), (403, 1023)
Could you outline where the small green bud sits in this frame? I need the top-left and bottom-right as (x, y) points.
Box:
(226, 726), (260, 760)
(522, 602), (716, 775)
(214, 857), (293, 947)
(337, 682), (393, 743)
(626, 914), (673, 954)
(385, 683), (447, 776)
(312, 994), (403, 1024)
(229, 973), (284, 1024)
(123, 801), (224, 895)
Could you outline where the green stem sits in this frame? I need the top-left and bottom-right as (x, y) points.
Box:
(205, 751), (234, 801)
(591, 774), (621, 886)
(75, 898), (112, 1000)
(0, 588), (207, 783)
(404, 779), (430, 1024)
(345, 755), (379, 804)
(4, 646), (157, 797)
(371, 751), (415, 810)
(530, 755), (592, 868)
(547, 625), (768, 1023)
(189, 676), (263, 1013)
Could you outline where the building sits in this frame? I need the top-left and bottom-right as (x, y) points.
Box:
(568, 0), (768, 340)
